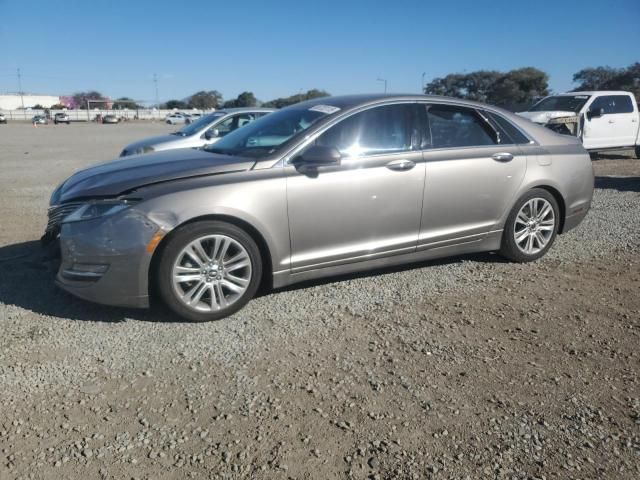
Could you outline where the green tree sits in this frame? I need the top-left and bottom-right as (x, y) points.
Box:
(223, 91), (257, 108)
(573, 63), (640, 103)
(72, 91), (106, 109)
(112, 97), (141, 109)
(163, 99), (188, 109)
(188, 90), (222, 109)
(572, 66), (622, 91)
(424, 68), (549, 110)
(263, 89), (330, 108)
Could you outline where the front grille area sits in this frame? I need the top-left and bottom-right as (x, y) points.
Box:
(45, 202), (83, 235)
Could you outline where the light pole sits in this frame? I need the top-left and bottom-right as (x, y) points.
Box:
(376, 77), (387, 93)
(421, 72), (426, 94)
(153, 73), (159, 120)
(17, 68), (26, 120)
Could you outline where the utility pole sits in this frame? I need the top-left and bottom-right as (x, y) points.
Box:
(17, 68), (26, 120)
(376, 77), (387, 93)
(153, 73), (159, 120)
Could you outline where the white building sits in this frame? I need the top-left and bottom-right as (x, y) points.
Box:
(0, 94), (61, 110)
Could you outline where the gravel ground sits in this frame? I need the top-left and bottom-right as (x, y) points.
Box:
(0, 123), (639, 479)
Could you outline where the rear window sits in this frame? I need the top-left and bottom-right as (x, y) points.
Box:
(485, 111), (531, 144)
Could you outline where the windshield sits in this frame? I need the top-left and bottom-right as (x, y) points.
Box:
(175, 112), (226, 136)
(529, 95), (590, 113)
(203, 107), (333, 158)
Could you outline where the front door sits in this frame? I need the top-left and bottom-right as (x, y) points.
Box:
(583, 95), (638, 149)
(285, 103), (425, 272)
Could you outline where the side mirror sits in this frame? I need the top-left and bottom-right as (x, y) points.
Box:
(293, 145), (341, 167)
(204, 128), (219, 140)
(587, 107), (605, 120)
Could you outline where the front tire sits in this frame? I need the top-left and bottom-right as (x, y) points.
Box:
(156, 221), (262, 322)
(499, 188), (559, 262)
(635, 145), (640, 159)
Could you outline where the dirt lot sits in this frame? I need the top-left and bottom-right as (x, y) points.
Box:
(0, 123), (639, 479)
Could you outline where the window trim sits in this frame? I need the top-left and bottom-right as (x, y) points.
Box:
(283, 101), (423, 165)
(423, 103), (502, 150)
(481, 109), (535, 146)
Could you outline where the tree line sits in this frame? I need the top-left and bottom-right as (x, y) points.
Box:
(423, 62), (639, 111)
(63, 63), (639, 112)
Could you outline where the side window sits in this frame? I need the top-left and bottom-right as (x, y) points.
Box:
(315, 104), (416, 157)
(427, 105), (497, 148)
(209, 116), (234, 136)
(485, 111), (531, 144)
(590, 95), (634, 115)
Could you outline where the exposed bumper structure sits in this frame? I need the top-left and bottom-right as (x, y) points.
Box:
(55, 210), (161, 309)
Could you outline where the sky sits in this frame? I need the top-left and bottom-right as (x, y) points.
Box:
(0, 0), (638, 105)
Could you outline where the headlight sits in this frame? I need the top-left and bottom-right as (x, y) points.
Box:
(62, 199), (138, 223)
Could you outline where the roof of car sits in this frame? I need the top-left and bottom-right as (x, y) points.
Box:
(558, 91), (633, 96)
(215, 107), (275, 114)
(294, 93), (511, 112)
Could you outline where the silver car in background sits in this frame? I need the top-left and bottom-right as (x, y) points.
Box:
(120, 108), (274, 156)
(46, 94), (594, 322)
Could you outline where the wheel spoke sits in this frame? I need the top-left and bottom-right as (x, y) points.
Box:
(537, 203), (551, 221)
(192, 240), (211, 263)
(535, 231), (547, 248)
(516, 212), (529, 225)
(224, 252), (250, 272)
(215, 238), (230, 262)
(184, 245), (205, 267)
(183, 280), (207, 305)
(175, 273), (202, 283)
(515, 229), (529, 243)
(525, 234), (534, 253)
(215, 282), (227, 308)
(223, 272), (250, 289)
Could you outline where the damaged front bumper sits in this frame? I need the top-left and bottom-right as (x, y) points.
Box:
(54, 209), (162, 309)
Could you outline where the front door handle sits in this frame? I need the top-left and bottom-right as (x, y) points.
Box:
(386, 159), (416, 171)
(491, 152), (514, 162)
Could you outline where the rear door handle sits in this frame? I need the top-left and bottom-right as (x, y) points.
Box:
(386, 159), (415, 171)
(491, 152), (514, 162)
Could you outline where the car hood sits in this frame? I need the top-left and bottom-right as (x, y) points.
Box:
(123, 133), (188, 151)
(516, 110), (578, 124)
(55, 148), (255, 204)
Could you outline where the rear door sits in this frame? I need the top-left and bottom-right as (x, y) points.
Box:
(584, 95), (638, 149)
(419, 104), (527, 249)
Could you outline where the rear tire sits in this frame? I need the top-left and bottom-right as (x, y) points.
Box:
(499, 188), (560, 262)
(156, 221), (262, 322)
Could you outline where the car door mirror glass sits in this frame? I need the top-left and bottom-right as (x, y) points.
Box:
(294, 145), (341, 167)
(588, 107), (605, 119)
(204, 128), (219, 140)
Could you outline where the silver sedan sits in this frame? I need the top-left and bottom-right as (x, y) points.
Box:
(120, 108), (274, 156)
(46, 94), (594, 322)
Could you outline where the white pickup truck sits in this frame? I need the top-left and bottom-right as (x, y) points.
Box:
(518, 91), (640, 157)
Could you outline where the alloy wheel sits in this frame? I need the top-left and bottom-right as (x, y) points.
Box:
(513, 197), (556, 255)
(171, 234), (252, 312)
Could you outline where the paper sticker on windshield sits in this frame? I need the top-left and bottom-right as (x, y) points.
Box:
(575, 95), (589, 99)
(309, 105), (341, 114)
